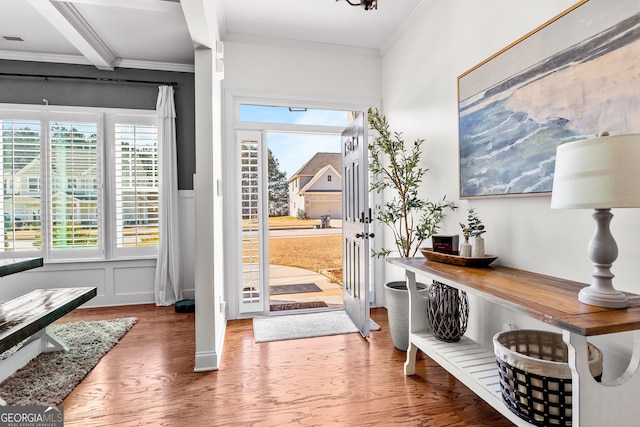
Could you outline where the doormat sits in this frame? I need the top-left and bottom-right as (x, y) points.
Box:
(270, 301), (328, 312)
(269, 283), (322, 295)
(253, 310), (381, 342)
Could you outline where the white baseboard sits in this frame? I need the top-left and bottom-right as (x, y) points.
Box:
(194, 351), (219, 372)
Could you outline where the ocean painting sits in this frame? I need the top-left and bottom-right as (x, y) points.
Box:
(458, 0), (640, 198)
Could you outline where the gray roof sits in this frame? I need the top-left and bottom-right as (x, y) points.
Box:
(289, 152), (341, 182)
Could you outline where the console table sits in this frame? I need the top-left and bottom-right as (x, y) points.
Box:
(388, 257), (640, 426)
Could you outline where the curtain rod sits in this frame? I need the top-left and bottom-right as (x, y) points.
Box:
(0, 72), (178, 86)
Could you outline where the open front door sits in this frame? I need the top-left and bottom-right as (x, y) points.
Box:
(342, 111), (371, 338)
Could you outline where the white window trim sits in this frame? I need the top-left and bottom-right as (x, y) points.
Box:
(0, 103), (158, 262)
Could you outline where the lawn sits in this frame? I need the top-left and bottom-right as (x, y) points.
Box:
(242, 216), (343, 285)
(268, 235), (342, 272)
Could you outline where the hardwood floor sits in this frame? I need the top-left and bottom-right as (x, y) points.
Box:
(58, 305), (514, 426)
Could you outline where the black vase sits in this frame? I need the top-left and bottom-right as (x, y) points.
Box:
(427, 281), (469, 342)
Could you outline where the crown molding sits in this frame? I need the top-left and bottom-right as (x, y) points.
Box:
(115, 59), (194, 73)
(0, 50), (94, 66)
(0, 50), (194, 73)
(223, 32), (381, 58)
(379, 0), (436, 56)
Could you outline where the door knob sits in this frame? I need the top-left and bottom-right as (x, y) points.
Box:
(355, 232), (374, 239)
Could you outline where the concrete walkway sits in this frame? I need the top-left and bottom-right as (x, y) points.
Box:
(269, 264), (343, 308)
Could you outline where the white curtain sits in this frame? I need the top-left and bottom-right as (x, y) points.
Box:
(154, 85), (181, 306)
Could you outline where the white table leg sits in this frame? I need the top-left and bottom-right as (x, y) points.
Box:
(564, 330), (640, 426)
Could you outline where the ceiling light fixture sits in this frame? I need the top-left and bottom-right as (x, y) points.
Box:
(336, 0), (378, 11)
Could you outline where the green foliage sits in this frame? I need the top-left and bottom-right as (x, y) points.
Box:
(367, 107), (456, 258)
(268, 148), (289, 216)
(464, 208), (485, 237)
(295, 208), (307, 220)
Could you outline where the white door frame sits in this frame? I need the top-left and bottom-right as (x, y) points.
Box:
(223, 90), (381, 320)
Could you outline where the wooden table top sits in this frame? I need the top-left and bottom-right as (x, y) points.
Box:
(0, 257), (43, 277)
(388, 257), (640, 336)
(0, 287), (97, 354)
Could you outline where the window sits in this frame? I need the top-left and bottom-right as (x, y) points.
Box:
(113, 118), (159, 256)
(49, 117), (100, 255)
(327, 175), (332, 182)
(239, 104), (348, 126)
(1, 116), (41, 251)
(0, 105), (158, 261)
(28, 177), (40, 193)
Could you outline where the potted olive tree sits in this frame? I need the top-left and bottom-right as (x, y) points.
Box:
(367, 107), (456, 350)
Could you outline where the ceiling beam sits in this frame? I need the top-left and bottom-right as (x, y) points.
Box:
(180, 0), (220, 49)
(27, 0), (116, 70)
(51, 0), (180, 13)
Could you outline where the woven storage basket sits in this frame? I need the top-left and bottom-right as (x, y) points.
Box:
(427, 281), (469, 342)
(493, 330), (603, 426)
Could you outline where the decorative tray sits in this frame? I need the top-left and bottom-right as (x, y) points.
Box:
(419, 248), (498, 268)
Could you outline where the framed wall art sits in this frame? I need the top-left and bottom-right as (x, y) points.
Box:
(457, 0), (640, 199)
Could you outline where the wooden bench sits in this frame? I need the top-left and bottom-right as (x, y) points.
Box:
(0, 287), (97, 383)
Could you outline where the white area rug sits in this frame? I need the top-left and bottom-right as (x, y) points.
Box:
(253, 310), (380, 342)
(0, 317), (137, 406)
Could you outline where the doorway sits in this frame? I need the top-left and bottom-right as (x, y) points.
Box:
(266, 132), (344, 313)
(227, 96), (379, 321)
(233, 102), (350, 317)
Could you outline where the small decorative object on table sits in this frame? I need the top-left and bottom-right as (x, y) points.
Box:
(427, 281), (469, 342)
(459, 223), (472, 257)
(461, 208), (486, 257)
(420, 248), (498, 267)
(432, 234), (459, 255)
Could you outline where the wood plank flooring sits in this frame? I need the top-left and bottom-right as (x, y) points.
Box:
(57, 305), (514, 426)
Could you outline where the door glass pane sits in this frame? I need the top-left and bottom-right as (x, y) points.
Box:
(239, 104), (349, 127)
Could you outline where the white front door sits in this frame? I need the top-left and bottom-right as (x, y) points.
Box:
(342, 112), (371, 337)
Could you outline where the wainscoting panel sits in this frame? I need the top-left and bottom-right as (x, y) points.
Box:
(0, 190), (196, 307)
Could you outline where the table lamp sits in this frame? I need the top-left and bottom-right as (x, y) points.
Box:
(551, 134), (640, 308)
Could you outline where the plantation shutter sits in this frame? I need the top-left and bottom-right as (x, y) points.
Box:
(0, 118), (42, 252)
(238, 131), (266, 313)
(49, 119), (100, 256)
(114, 121), (159, 253)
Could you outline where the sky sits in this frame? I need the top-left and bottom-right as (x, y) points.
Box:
(239, 105), (347, 178)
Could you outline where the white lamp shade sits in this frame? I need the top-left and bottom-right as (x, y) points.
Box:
(551, 134), (640, 209)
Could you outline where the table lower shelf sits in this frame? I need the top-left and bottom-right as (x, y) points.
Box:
(408, 331), (529, 426)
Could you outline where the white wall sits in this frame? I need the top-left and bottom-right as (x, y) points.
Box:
(0, 190), (195, 307)
(381, 0), (639, 378)
(223, 42), (381, 102)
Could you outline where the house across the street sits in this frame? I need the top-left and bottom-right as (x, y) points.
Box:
(288, 152), (342, 220)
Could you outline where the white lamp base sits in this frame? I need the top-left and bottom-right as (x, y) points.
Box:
(578, 286), (628, 309)
(580, 208), (629, 309)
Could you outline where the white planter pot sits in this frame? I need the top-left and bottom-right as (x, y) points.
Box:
(385, 281), (428, 351)
(472, 236), (485, 257)
(460, 242), (472, 257)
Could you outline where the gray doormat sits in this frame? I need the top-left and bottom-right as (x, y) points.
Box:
(253, 310), (380, 342)
(270, 301), (329, 312)
(269, 283), (322, 295)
